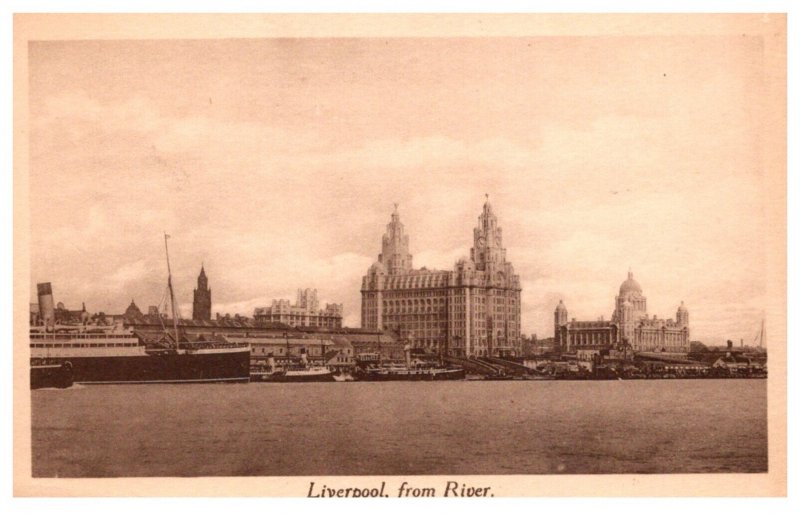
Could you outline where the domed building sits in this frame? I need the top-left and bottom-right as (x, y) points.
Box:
(554, 270), (690, 354)
(361, 198), (522, 357)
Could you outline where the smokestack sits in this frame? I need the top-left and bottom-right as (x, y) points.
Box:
(37, 282), (55, 329)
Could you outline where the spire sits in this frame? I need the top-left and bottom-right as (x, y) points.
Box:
(483, 193), (493, 215)
(193, 263), (212, 321)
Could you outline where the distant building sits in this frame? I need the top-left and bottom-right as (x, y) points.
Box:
(123, 317), (397, 363)
(253, 289), (343, 328)
(192, 265), (212, 321)
(227, 334), (334, 366)
(554, 270), (690, 354)
(325, 337), (356, 372)
(360, 198), (522, 357)
(123, 299), (145, 322)
(521, 335), (557, 357)
(31, 282), (91, 327)
(147, 305), (163, 322)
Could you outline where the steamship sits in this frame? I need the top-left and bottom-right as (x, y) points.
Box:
(30, 235), (250, 385)
(250, 349), (335, 382)
(30, 327), (250, 385)
(354, 344), (466, 381)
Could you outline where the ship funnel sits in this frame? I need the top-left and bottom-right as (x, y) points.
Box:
(300, 348), (308, 365)
(267, 353), (276, 370)
(404, 343), (412, 368)
(37, 282), (55, 329)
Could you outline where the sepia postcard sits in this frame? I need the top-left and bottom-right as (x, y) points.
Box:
(12, 13), (787, 497)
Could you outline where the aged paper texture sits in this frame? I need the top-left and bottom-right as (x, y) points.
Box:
(13, 13), (787, 497)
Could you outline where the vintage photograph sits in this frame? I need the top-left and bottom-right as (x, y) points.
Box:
(13, 13), (787, 496)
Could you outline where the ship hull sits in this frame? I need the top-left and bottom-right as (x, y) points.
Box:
(31, 364), (74, 389)
(251, 370), (336, 382)
(38, 351), (251, 384)
(358, 368), (466, 381)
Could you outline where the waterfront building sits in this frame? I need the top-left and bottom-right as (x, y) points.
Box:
(124, 317), (398, 363)
(337, 329), (406, 362)
(192, 265), (212, 321)
(325, 337), (356, 372)
(253, 289), (343, 328)
(360, 198), (522, 357)
(226, 334), (334, 367)
(554, 271), (690, 354)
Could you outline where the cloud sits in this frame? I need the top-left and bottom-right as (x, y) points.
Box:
(28, 37), (771, 348)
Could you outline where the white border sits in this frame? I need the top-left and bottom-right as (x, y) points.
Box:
(2, 2), (796, 514)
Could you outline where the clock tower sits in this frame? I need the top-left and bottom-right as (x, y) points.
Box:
(471, 194), (507, 272)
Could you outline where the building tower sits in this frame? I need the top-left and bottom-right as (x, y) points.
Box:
(379, 204), (413, 275)
(612, 269), (647, 344)
(296, 288), (319, 313)
(192, 265), (212, 321)
(471, 195), (508, 274)
(361, 198), (521, 357)
(554, 300), (568, 351)
(676, 301), (689, 327)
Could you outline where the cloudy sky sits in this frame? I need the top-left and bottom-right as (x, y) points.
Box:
(28, 36), (770, 345)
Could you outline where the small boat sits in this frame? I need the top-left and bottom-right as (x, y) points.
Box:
(272, 366), (336, 382)
(250, 352), (335, 382)
(354, 343), (465, 381)
(251, 365), (335, 382)
(357, 366), (465, 381)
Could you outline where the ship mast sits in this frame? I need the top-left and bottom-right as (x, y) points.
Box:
(164, 233), (180, 347)
(752, 318), (766, 349)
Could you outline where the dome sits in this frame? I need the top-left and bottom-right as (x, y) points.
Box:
(677, 301), (688, 312)
(555, 300), (567, 313)
(619, 270), (642, 295)
(369, 261), (386, 274)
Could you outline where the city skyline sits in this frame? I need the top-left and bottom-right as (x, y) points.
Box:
(28, 37), (769, 346)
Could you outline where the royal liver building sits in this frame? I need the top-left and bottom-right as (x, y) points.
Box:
(361, 198), (522, 357)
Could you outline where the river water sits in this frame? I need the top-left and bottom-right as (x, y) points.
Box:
(31, 379), (767, 477)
